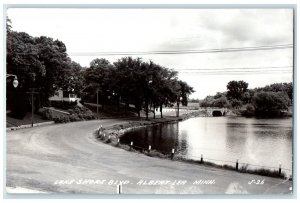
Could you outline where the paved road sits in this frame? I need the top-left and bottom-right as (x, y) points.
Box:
(6, 119), (292, 195)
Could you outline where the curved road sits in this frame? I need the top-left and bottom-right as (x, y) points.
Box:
(6, 119), (292, 195)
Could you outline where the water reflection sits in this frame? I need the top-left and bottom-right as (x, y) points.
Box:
(120, 117), (292, 170)
(122, 123), (179, 152)
(225, 118), (249, 160)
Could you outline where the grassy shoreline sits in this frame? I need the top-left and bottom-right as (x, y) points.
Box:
(94, 110), (290, 180)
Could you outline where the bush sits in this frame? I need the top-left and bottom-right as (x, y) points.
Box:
(53, 116), (70, 123)
(69, 114), (80, 122)
(242, 104), (255, 117)
(46, 105), (97, 123)
(41, 109), (53, 120)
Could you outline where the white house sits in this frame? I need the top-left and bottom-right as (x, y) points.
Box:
(49, 89), (80, 102)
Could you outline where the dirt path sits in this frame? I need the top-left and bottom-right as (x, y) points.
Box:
(6, 119), (292, 195)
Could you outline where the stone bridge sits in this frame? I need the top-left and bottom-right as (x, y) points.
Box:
(201, 107), (228, 117)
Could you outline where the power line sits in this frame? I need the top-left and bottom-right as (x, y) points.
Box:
(179, 70), (292, 73)
(68, 44), (293, 56)
(178, 66), (293, 71)
(176, 65), (293, 75)
(179, 70), (292, 75)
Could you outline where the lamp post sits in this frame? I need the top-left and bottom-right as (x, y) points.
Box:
(27, 88), (38, 127)
(177, 96), (182, 117)
(26, 73), (38, 127)
(6, 74), (18, 88)
(145, 79), (152, 120)
(6, 74), (18, 116)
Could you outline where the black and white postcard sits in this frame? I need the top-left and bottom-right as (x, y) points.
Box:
(4, 5), (294, 196)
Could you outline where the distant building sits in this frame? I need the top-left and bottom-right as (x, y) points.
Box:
(49, 89), (80, 103)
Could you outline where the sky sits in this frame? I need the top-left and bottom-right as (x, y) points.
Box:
(6, 8), (294, 99)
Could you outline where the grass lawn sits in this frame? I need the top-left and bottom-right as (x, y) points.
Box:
(6, 112), (50, 127)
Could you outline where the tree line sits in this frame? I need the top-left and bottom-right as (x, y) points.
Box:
(82, 57), (194, 119)
(200, 80), (293, 117)
(6, 19), (194, 119)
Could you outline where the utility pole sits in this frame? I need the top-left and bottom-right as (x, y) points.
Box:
(96, 88), (99, 117)
(26, 88), (39, 127)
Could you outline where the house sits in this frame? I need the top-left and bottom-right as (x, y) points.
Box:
(49, 89), (80, 103)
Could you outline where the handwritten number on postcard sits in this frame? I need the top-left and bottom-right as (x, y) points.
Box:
(248, 179), (265, 185)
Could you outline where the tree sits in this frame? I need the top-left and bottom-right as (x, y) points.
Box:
(230, 99), (243, 109)
(145, 61), (179, 119)
(214, 92), (225, 99)
(200, 96), (214, 107)
(7, 22), (83, 117)
(174, 80), (194, 117)
(212, 96), (229, 108)
(226, 80), (248, 101)
(260, 82), (293, 102)
(6, 17), (12, 33)
(82, 58), (114, 110)
(113, 57), (146, 117)
(200, 94), (229, 108)
(252, 91), (291, 115)
(155, 69), (179, 118)
(242, 91), (252, 104)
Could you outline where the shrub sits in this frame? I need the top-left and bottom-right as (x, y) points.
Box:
(47, 105), (97, 123)
(69, 114), (80, 122)
(41, 109), (53, 120)
(242, 104), (255, 117)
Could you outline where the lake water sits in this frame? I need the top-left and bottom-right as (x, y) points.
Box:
(121, 116), (293, 173)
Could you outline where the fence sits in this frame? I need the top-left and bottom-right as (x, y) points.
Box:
(96, 129), (292, 178)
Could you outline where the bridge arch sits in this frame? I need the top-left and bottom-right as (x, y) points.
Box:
(212, 110), (223, 117)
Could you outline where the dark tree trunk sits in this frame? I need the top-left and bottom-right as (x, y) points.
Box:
(177, 101), (180, 117)
(145, 100), (149, 120)
(117, 97), (120, 112)
(160, 104), (163, 118)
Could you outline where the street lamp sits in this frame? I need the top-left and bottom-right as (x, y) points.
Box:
(6, 74), (18, 88)
(13, 77), (18, 88)
(145, 79), (153, 120)
(177, 96), (182, 117)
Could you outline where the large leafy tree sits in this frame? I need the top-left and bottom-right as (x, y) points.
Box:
(173, 80), (194, 116)
(82, 58), (114, 109)
(252, 91), (291, 114)
(7, 20), (83, 117)
(113, 57), (146, 116)
(148, 63), (179, 118)
(260, 82), (293, 102)
(226, 80), (248, 101)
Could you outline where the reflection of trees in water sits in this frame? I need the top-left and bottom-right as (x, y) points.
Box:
(176, 130), (188, 155)
(225, 119), (248, 155)
(143, 127), (149, 145)
(129, 123), (180, 151)
(253, 128), (292, 140)
(121, 123), (182, 151)
(158, 125), (162, 141)
(159, 123), (178, 151)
